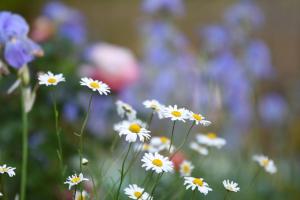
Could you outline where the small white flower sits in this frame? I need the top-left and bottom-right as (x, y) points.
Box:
(134, 143), (157, 153)
(162, 105), (189, 122)
(75, 190), (88, 200)
(0, 192), (2, 196)
(116, 100), (137, 120)
(190, 142), (209, 156)
(188, 111), (211, 126)
(38, 71), (65, 86)
(253, 155), (277, 174)
(0, 164), (16, 177)
(80, 77), (110, 95)
(196, 133), (226, 148)
(180, 160), (194, 177)
(124, 184), (153, 200)
(143, 99), (165, 119)
(114, 120), (151, 143)
(64, 173), (89, 190)
(150, 136), (174, 153)
(141, 152), (173, 174)
(81, 158), (89, 165)
(223, 180), (240, 192)
(184, 177), (212, 195)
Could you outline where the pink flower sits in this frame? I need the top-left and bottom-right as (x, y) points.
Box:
(80, 43), (139, 92)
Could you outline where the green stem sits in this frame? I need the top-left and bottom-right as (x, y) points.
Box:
(147, 111), (154, 129)
(223, 191), (229, 200)
(168, 121), (176, 153)
(20, 86), (28, 200)
(115, 143), (132, 200)
(191, 190), (196, 200)
(148, 173), (163, 199)
(51, 92), (64, 179)
(171, 122), (195, 159)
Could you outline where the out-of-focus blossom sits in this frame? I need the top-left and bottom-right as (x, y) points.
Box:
(196, 133), (226, 149)
(150, 136), (174, 153)
(116, 100), (137, 120)
(0, 11), (43, 68)
(0, 164), (16, 177)
(143, 99), (165, 119)
(75, 190), (88, 200)
(243, 40), (273, 79)
(179, 160), (194, 177)
(253, 155), (277, 174)
(199, 25), (229, 54)
(189, 142), (208, 156)
(223, 180), (240, 192)
(259, 93), (288, 124)
(80, 43), (139, 92)
(142, 0), (184, 16)
(32, 2), (86, 44)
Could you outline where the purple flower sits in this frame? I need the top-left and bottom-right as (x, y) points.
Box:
(142, 0), (184, 16)
(0, 11), (29, 43)
(42, 2), (86, 44)
(259, 93), (288, 124)
(199, 25), (229, 54)
(0, 11), (43, 68)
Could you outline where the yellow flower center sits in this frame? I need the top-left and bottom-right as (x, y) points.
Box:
(152, 159), (163, 167)
(183, 165), (190, 173)
(89, 81), (100, 89)
(207, 133), (217, 139)
(129, 123), (141, 133)
(71, 176), (81, 183)
(262, 159), (269, 167)
(47, 77), (57, 84)
(193, 113), (202, 121)
(134, 191), (142, 198)
(76, 194), (86, 200)
(171, 110), (181, 117)
(160, 137), (169, 144)
(193, 178), (203, 186)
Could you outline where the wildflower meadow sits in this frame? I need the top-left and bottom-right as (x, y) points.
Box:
(0, 0), (299, 199)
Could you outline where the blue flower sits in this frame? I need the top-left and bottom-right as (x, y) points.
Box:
(142, 0), (184, 16)
(0, 11), (29, 43)
(0, 11), (43, 68)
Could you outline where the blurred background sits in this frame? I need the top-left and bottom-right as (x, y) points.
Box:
(0, 0), (300, 199)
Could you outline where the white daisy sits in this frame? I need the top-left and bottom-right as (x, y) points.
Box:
(134, 143), (157, 153)
(253, 155), (277, 174)
(190, 142), (209, 156)
(196, 133), (226, 148)
(143, 99), (165, 119)
(64, 173), (89, 190)
(38, 71), (65, 86)
(179, 160), (194, 177)
(150, 136), (175, 153)
(124, 184), (153, 200)
(184, 177), (212, 195)
(162, 105), (189, 122)
(0, 164), (16, 177)
(75, 190), (88, 200)
(141, 152), (173, 174)
(223, 180), (240, 192)
(114, 120), (151, 143)
(80, 77), (110, 95)
(116, 100), (137, 120)
(188, 111), (211, 126)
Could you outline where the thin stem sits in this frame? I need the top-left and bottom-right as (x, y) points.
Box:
(168, 121), (176, 153)
(20, 86), (28, 200)
(171, 122), (195, 159)
(73, 186), (77, 200)
(147, 111), (154, 129)
(115, 143), (132, 200)
(191, 190), (196, 200)
(148, 173), (163, 199)
(51, 92), (64, 179)
(223, 191), (229, 200)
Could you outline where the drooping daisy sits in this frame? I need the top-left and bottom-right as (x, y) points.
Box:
(75, 190), (88, 200)
(188, 111), (211, 126)
(190, 142), (209, 156)
(253, 155), (277, 174)
(184, 177), (212, 195)
(162, 105), (189, 122)
(0, 164), (16, 177)
(124, 184), (153, 200)
(80, 77), (110, 95)
(114, 119), (151, 143)
(116, 100), (137, 120)
(223, 180), (240, 192)
(143, 99), (165, 119)
(196, 133), (226, 149)
(179, 160), (194, 177)
(38, 71), (65, 86)
(64, 173), (89, 190)
(150, 136), (174, 153)
(141, 152), (173, 173)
